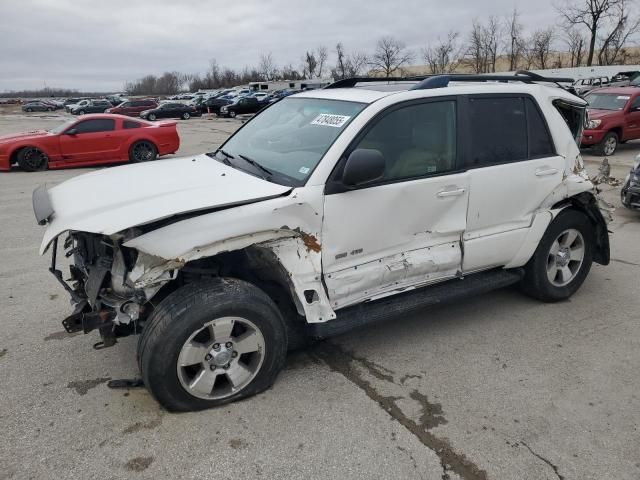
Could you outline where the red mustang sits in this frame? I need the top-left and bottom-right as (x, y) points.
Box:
(0, 114), (180, 171)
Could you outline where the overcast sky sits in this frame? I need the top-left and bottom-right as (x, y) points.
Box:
(0, 0), (560, 92)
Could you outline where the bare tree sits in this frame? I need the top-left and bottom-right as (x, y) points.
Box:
(598, 0), (640, 65)
(505, 9), (525, 70)
(303, 51), (318, 78)
(465, 17), (502, 73)
(422, 31), (464, 73)
(369, 36), (413, 77)
(556, 0), (623, 66)
(258, 52), (279, 80)
(333, 43), (369, 79)
(527, 28), (555, 69)
(316, 46), (329, 78)
(565, 28), (587, 66)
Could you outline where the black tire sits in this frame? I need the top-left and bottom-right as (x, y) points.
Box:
(26, 108), (33, 112)
(596, 131), (618, 156)
(182, 112), (190, 120)
(78, 110), (85, 115)
(138, 278), (288, 411)
(148, 113), (156, 121)
(17, 147), (48, 171)
(129, 141), (157, 162)
(47, 107), (53, 111)
(521, 209), (594, 302)
(229, 111), (237, 118)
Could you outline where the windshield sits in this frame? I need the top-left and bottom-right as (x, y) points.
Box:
(217, 97), (366, 186)
(49, 119), (75, 134)
(585, 93), (630, 110)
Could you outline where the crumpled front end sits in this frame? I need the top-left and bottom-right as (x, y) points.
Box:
(50, 231), (178, 348)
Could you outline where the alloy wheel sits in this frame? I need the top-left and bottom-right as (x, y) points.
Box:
(603, 136), (617, 156)
(177, 317), (265, 400)
(546, 228), (585, 287)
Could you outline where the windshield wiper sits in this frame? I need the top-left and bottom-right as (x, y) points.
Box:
(208, 148), (234, 165)
(237, 154), (273, 178)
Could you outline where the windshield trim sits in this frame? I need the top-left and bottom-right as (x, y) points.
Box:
(210, 97), (367, 187)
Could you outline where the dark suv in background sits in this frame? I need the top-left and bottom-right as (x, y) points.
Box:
(70, 99), (112, 115)
(218, 96), (262, 117)
(107, 99), (158, 117)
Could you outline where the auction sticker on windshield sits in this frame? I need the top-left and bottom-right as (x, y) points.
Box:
(311, 114), (351, 128)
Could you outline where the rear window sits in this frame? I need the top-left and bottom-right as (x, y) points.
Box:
(123, 120), (141, 129)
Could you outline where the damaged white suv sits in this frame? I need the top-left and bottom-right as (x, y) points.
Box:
(34, 73), (610, 411)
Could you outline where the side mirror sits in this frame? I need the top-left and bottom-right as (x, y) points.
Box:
(342, 149), (386, 186)
(66, 128), (77, 135)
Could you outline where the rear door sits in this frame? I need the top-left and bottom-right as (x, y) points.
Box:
(461, 95), (563, 271)
(59, 118), (118, 162)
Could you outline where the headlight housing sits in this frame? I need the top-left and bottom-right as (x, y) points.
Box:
(587, 119), (602, 129)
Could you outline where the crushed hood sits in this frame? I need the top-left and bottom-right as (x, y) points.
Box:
(38, 154), (291, 253)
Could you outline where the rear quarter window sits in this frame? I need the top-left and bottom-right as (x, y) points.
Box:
(123, 120), (141, 129)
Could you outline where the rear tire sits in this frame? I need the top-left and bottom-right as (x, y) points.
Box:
(129, 141), (157, 162)
(521, 209), (594, 302)
(138, 278), (288, 411)
(148, 113), (156, 121)
(17, 147), (48, 171)
(597, 131), (618, 156)
(182, 112), (190, 120)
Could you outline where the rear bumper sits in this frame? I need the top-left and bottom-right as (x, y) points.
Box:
(581, 129), (607, 146)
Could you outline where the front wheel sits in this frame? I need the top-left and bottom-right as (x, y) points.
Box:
(597, 131), (618, 156)
(138, 278), (288, 411)
(182, 112), (190, 120)
(229, 111), (237, 118)
(148, 113), (156, 121)
(521, 209), (594, 302)
(17, 147), (48, 171)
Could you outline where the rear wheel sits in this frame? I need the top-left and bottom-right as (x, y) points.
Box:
(129, 141), (157, 162)
(46, 107), (53, 111)
(138, 278), (287, 411)
(148, 113), (156, 121)
(17, 147), (48, 171)
(26, 108), (33, 112)
(521, 209), (594, 302)
(78, 110), (85, 115)
(597, 131), (618, 156)
(182, 112), (190, 120)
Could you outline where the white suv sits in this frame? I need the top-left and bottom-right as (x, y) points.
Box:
(34, 73), (611, 411)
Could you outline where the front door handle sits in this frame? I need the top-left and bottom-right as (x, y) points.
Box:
(535, 167), (559, 177)
(437, 187), (466, 198)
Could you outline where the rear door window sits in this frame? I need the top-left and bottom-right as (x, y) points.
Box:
(468, 97), (527, 166)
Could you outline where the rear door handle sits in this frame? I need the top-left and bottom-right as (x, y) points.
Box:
(437, 187), (466, 198)
(535, 167), (559, 177)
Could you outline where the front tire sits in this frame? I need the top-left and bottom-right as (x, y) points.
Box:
(521, 209), (594, 302)
(17, 147), (48, 171)
(597, 131), (618, 156)
(138, 278), (288, 411)
(148, 113), (156, 121)
(229, 111), (237, 118)
(182, 112), (190, 120)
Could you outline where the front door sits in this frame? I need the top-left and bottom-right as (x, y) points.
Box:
(322, 98), (469, 310)
(59, 118), (118, 162)
(624, 96), (640, 140)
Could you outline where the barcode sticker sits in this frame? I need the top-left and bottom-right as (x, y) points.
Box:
(311, 114), (351, 128)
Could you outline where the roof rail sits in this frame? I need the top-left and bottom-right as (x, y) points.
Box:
(324, 76), (429, 89)
(324, 71), (576, 93)
(411, 70), (575, 90)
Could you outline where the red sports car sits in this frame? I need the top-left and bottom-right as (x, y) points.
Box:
(0, 114), (180, 171)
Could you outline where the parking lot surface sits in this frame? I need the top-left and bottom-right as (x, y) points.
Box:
(1, 112), (638, 480)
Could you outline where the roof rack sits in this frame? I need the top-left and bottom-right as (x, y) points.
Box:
(324, 71), (576, 93)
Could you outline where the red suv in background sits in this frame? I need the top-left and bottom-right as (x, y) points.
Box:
(581, 87), (640, 155)
(107, 99), (158, 117)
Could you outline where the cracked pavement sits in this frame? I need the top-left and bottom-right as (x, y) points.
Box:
(0, 114), (639, 479)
